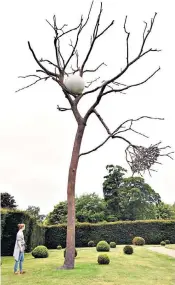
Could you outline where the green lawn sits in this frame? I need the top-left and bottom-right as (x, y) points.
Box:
(1, 246), (175, 285)
(166, 244), (175, 250)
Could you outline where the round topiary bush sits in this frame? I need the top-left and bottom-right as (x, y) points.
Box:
(160, 241), (166, 246)
(96, 241), (110, 252)
(97, 254), (110, 265)
(132, 237), (145, 246)
(32, 246), (49, 258)
(123, 245), (134, 255)
(57, 245), (62, 250)
(88, 241), (95, 247)
(64, 249), (77, 258)
(165, 240), (170, 244)
(110, 242), (116, 248)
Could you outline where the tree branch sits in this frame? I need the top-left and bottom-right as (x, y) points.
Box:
(46, 15), (81, 39)
(79, 116), (164, 157)
(112, 116), (164, 135)
(102, 67), (160, 95)
(93, 109), (112, 135)
(79, 135), (111, 157)
(63, 1), (94, 71)
(84, 62), (107, 73)
(67, 40), (80, 73)
(49, 15), (64, 76)
(28, 41), (59, 78)
(124, 16), (130, 65)
(54, 37), (62, 75)
(140, 48), (161, 58)
(85, 77), (100, 88)
(15, 75), (50, 93)
(139, 13), (157, 56)
(71, 62), (107, 76)
(83, 13), (160, 120)
(39, 58), (58, 69)
(57, 105), (71, 112)
(82, 84), (104, 95)
(80, 3), (114, 76)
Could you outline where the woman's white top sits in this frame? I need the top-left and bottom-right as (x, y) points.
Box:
(13, 229), (25, 261)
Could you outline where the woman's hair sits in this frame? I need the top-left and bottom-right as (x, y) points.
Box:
(18, 224), (25, 230)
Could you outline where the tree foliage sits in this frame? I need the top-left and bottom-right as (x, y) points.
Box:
(76, 193), (106, 223)
(1, 192), (17, 209)
(46, 166), (175, 224)
(103, 165), (161, 220)
(155, 202), (175, 219)
(46, 193), (106, 224)
(26, 205), (46, 223)
(45, 201), (67, 225)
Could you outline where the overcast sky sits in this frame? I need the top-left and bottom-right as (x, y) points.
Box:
(0, 0), (175, 215)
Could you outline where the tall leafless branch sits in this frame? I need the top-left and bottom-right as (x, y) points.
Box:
(102, 67), (160, 95)
(80, 3), (114, 76)
(15, 75), (50, 93)
(93, 109), (112, 135)
(83, 12), (160, 121)
(79, 135), (111, 157)
(39, 58), (58, 69)
(139, 13), (157, 56)
(46, 16), (81, 39)
(124, 16), (130, 65)
(85, 77), (100, 88)
(79, 116), (164, 157)
(28, 41), (59, 78)
(84, 62), (107, 73)
(63, 1), (94, 72)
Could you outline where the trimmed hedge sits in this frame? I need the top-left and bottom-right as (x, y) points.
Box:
(1, 209), (45, 256)
(45, 220), (175, 249)
(88, 241), (95, 247)
(1, 209), (175, 255)
(123, 245), (133, 255)
(110, 242), (116, 248)
(32, 245), (49, 258)
(132, 236), (145, 246)
(98, 254), (110, 264)
(96, 241), (110, 252)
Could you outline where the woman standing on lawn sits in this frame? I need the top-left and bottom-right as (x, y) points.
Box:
(13, 223), (26, 274)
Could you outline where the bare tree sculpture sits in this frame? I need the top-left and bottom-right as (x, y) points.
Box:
(16, 2), (173, 269)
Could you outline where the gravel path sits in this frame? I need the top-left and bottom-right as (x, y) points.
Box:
(148, 246), (175, 258)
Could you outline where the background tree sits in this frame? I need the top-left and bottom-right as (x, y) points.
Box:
(154, 202), (175, 219)
(16, 1), (173, 269)
(172, 203), (175, 218)
(45, 201), (67, 225)
(119, 177), (161, 220)
(26, 205), (46, 223)
(1, 192), (17, 209)
(103, 166), (161, 220)
(45, 193), (106, 224)
(45, 186), (175, 224)
(103, 165), (127, 217)
(76, 193), (105, 223)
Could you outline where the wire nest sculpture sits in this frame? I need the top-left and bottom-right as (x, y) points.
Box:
(126, 142), (173, 175)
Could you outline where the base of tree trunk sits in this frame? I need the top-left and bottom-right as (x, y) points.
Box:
(56, 264), (74, 270)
